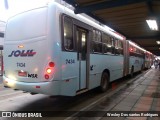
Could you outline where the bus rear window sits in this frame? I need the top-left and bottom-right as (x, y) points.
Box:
(6, 7), (47, 41)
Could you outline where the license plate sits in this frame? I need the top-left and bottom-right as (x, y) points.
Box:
(18, 71), (27, 77)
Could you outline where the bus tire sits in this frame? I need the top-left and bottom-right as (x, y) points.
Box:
(130, 67), (134, 78)
(100, 72), (109, 92)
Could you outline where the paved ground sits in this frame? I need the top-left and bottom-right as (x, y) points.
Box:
(69, 68), (160, 120)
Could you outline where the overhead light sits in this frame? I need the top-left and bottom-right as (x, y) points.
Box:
(156, 41), (160, 44)
(146, 19), (158, 31)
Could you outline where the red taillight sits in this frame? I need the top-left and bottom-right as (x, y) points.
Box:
(129, 48), (133, 52)
(44, 62), (55, 80)
(36, 86), (40, 88)
(45, 74), (49, 79)
(49, 62), (55, 67)
(46, 68), (52, 74)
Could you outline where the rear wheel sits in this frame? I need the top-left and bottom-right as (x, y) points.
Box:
(100, 72), (109, 92)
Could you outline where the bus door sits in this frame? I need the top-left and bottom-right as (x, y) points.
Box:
(76, 27), (88, 90)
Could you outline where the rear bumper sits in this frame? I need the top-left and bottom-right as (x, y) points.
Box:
(3, 75), (77, 96)
(3, 75), (60, 95)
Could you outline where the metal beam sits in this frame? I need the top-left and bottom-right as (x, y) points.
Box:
(149, 50), (160, 51)
(143, 45), (160, 47)
(63, 0), (128, 37)
(152, 52), (160, 56)
(74, 0), (146, 14)
(129, 35), (160, 40)
(146, 0), (153, 14)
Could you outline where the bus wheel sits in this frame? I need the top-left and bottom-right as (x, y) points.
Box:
(130, 67), (134, 78)
(100, 72), (109, 92)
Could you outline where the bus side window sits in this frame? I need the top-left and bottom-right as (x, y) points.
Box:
(110, 37), (115, 54)
(119, 40), (123, 55)
(92, 29), (102, 53)
(102, 33), (112, 54)
(63, 16), (73, 51)
(114, 39), (119, 55)
(116, 40), (123, 55)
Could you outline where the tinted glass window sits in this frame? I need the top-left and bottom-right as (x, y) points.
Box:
(92, 29), (102, 53)
(115, 40), (123, 55)
(63, 16), (73, 51)
(102, 33), (114, 54)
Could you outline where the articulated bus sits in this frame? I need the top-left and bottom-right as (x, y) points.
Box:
(3, 1), (146, 96)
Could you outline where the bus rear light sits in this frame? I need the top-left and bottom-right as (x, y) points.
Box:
(129, 48), (133, 52)
(45, 74), (49, 79)
(46, 68), (52, 74)
(36, 86), (40, 88)
(49, 62), (55, 67)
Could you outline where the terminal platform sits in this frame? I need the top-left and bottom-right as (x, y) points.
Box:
(71, 68), (160, 120)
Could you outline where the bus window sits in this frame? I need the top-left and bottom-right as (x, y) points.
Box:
(110, 37), (115, 54)
(102, 33), (113, 54)
(118, 40), (123, 55)
(63, 16), (73, 51)
(92, 29), (102, 53)
(114, 39), (119, 55)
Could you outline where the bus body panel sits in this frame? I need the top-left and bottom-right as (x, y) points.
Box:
(127, 40), (145, 73)
(4, 7), (51, 83)
(145, 52), (153, 69)
(129, 57), (144, 72)
(89, 54), (124, 89)
(3, 75), (76, 96)
(61, 52), (79, 91)
(4, 38), (53, 82)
